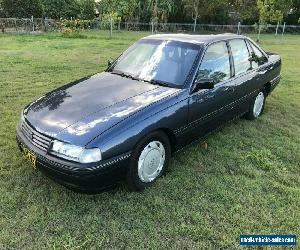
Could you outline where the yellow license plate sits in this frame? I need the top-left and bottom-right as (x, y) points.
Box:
(21, 144), (36, 169)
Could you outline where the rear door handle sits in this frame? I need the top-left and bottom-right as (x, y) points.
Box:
(258, 70), (267, 74)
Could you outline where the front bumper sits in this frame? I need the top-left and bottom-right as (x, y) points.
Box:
(16, 128), (131, 192)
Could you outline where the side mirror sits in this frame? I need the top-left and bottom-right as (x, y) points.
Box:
(192, 78), (215, 93)
(249, 52), (257, 62)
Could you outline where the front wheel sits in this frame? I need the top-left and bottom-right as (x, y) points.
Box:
(126, 131), (171, 191)
(245, 91), (266, 120)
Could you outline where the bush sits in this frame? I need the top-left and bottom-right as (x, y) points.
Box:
(59, 19), (91, 38)
(100, 13), (120, 29)
(61, 28), (86, 38)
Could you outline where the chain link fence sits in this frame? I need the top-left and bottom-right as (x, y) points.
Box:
(1, 18), (299, 35)
(116, 22), (300, 35)
(0, 18), (58, 33)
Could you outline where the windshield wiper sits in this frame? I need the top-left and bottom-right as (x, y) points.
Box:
(143, 79), (170, 87)
(110, 71), (129, 78)
(110, 71), (171, 87)
(110, 71), (141, 81)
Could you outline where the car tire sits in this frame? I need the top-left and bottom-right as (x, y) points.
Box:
(126, 131), (171, 191)
(245, 90), (266, 120)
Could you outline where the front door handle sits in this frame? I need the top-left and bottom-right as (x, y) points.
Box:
(223, 86), (235, 93)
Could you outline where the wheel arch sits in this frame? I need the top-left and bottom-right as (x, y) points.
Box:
(264, 82), (271, 96)
(156, 128), (177, 154)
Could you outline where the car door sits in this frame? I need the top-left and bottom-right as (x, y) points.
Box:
(185, 41), (237, 142)
(227, 38), (260, 114)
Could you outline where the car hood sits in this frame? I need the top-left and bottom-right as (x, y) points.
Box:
(25, 72), (178, 145)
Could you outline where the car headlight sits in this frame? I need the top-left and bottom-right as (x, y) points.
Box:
(50, 140), (102, 163)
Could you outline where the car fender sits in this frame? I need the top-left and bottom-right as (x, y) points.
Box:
(87, 90), (189, 159)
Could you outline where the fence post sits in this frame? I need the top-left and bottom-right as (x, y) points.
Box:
(118, 20), (120, 31)
(109, 15), (113, 38)
(281, 22), (286, 37)
(151, 21), (154, 34)
(193, 19), (196, 32)
(257, 20), (261, 42)
(31, 16), (34, 32)
(237, 22), (241, 34)
(275, 20), (279, 36)
(44, 18), (46, 32)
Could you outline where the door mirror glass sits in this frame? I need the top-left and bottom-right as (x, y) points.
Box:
(193, 78), (215, 93)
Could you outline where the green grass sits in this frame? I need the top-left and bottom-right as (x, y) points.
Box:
(0, 31), (299, 249)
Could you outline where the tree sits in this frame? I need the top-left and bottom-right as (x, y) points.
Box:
(257, 0), (292, 24)
(97, 0), (139, 22)
(42, 0), (81, 19)
(184, 0), (200, 31)
(146, 0), (174, 23)
(79, 0), (95, 19)
(230, 0), (259, 24)
(1, 0), (44, 18)
(286, 0), (300, 24)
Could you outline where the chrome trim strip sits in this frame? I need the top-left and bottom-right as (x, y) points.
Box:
(86, 152), (131, 171)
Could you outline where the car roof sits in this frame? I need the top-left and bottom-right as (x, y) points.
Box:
(143, 33), (246, 45)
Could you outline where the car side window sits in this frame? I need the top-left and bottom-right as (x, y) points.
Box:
(247, 40), (268, 68)
(197, 41), (231, 84)
(229, 39), (251, 76)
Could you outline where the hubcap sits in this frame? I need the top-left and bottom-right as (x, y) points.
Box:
(138, 141), (166, 183)
(253, 92), (264, 117)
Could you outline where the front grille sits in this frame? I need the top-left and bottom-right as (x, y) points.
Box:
(20, 119), (52, 152)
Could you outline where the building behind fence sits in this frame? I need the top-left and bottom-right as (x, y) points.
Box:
(1, 18), (300, 35)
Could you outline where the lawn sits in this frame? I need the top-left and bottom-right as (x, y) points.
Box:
(0, 31), (299, 249)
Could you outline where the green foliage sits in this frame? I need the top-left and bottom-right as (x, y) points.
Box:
(257, 0), (283, 23)
(146, 0), (174, 22)
(1, 0), (44, 18)
(0, 0), (96, 19)
(78, 0), (96, 19)
(100, 12), (121, 29)
(0, 0), (299, 24)
(60, 19), (91, 30)
(257, 0), (292, 23)
(97, 0), (139, 22)
(42, 0), (95, 19)
(183, 0), (233, 24)
(61, 28), (87, 38)
(241, 148), (274, 171)
(231, 0), (259, 23)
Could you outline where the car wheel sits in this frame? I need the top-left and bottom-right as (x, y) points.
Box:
(245, 90), (266, 120)
(126, 131), (171, 191)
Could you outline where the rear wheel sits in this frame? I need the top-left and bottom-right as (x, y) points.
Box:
(126, 131), (171, 191)
(245, 91), (266, 120)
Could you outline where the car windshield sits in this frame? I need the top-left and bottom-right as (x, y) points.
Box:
(109, 39), (200, 88)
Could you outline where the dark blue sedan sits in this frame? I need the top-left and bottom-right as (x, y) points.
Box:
(16, 34), (281, 192)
